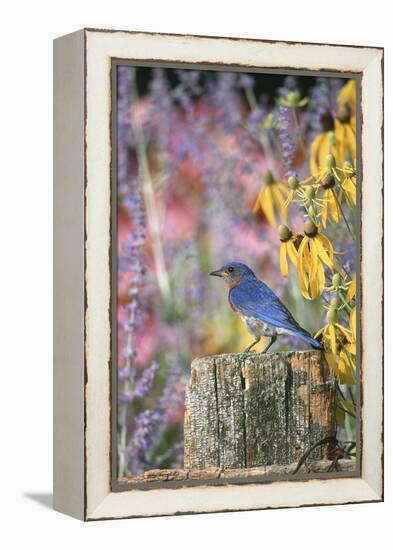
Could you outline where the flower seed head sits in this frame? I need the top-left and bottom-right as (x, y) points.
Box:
(287, 175), (299, 190)
(308, 204), (317, 218)
(287, 90), (301, 108)
(332, 273), (342, 289)
(305, 186), (316, 200)
(330, 297), (339, 309)
(264, 170), (275, 185)
(322, 173), (335, 189)
(304, 218), (318, 237)
(320, 112), (335, 132)
(278, 224), (292, 242)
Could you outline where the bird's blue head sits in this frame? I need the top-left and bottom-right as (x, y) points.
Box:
(209, 262), (256, 287)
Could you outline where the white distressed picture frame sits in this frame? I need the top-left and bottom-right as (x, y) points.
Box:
(53, 29), (383, 521)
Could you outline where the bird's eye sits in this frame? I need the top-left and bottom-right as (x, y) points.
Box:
(227, 266), (234, 273)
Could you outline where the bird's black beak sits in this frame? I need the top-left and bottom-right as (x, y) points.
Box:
(209, 269), (224, 278)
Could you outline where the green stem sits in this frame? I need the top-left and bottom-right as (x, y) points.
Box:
(242, 85), (278, 175)
(337, 404), (356, 419)
(338, 290), (353, 316)
(292, 108), (307, 159)
(244, 85), (257, 110)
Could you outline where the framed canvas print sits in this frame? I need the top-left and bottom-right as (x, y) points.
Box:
(53, 29), (383, 520)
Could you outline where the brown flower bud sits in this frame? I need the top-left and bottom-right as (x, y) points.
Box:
(264, 170), (275, 185)
(322, 173), (335, 189)
(304, 218), (318, 237)
(278, 224), (292, 242)
(320, 112), (335, 132)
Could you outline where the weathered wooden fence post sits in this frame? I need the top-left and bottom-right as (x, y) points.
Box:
(184, 350), (336, 469)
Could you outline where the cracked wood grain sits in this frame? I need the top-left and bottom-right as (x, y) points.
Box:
(184, 350), (336, 469)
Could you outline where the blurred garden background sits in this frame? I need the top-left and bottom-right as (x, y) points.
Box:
(116, 66), (357, 477)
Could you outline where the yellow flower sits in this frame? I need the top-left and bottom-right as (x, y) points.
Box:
(310, 103), (356, 175)
(297, 220), (339, 299)
(278, 225), (299, 277)
(253, 170), (289, 227)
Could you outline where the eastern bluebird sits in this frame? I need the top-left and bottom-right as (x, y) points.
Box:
(209, 262), (322, 353)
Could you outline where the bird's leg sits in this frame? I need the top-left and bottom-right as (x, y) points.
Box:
(261, 335), (277, 353)
(244, 337), (261, 353)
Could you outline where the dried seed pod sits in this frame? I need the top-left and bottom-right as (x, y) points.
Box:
(278, 224), (292, 242)
(264, 170), (275, 185)
(304, 218), (318, 237)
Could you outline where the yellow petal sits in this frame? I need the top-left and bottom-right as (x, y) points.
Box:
(346, 343), (356, 355)
(316, 262), (325, 295)
(337, 352), (355, 384)
(347, 275), (356, 301)
(261, 186), (276, 227)
(252, 188), (264, 214)
(317, 233), (334, 257)
(308, 238), (319, 282)
(329, 189), (340, 223)
(337, 80), (356, 111)
(272, 185), (287, 222)
(287, 240), (299, 266)
(315, 235), (335, 269)
(335, 323), (352, 341)
(298, 237), (311, 299)
(280, 243), (289, 277)
(328, 323), (337, 356)
(310, 133), (326, 175)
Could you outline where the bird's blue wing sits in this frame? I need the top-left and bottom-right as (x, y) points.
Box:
(230, 279), (305, 334)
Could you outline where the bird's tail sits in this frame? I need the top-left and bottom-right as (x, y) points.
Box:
(294, 329), (323, 350)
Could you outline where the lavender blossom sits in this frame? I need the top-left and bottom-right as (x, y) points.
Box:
(274, 105), (297, 176)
